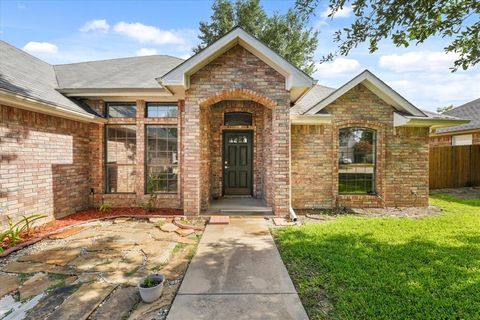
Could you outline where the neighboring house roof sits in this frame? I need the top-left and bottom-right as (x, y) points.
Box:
(435, 98), (480, 134)
(0, 40), (98, 119)
(54, 55), (183, 89)
(304, 70), (427, 117)
(290, 84), (336, 115)
(159, 26), (314, 102)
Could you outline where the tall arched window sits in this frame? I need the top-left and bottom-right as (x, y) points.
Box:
(339, 128), (376, 194)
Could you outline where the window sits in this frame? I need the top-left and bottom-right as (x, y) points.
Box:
(146, 103), (178, 118)
(106, 102), (137, 118)
(452, 134), (472, 146)
(105, 125), (137, 193)
(146, 125), (178, 193)
(224, 112), (253, 126)
(338, 128), (376, 194)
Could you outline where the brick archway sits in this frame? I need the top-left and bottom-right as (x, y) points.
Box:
(199, 89), (277, 110)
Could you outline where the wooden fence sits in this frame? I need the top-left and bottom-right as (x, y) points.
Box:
(430, 145), (480, 189)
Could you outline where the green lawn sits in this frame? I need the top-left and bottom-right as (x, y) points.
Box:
(273, 194), (480, 319)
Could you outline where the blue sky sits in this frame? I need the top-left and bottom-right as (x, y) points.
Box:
(1, 0), (478, 111)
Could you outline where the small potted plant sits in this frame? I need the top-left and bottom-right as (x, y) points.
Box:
(138, 274), (165, 303)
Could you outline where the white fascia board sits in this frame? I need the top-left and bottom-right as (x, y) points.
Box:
(306, 70), (426, 117)
(0, 89), (105, 123)
(159, 27), (314, 91)
(290, 114), (332, 125)
(394, 112), (470, 128)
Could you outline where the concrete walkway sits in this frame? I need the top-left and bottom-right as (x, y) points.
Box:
(167, 218), (309, 320)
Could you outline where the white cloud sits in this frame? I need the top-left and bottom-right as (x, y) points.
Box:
(80, 19), (110, 33)
(114, 22), (184, 45)
(314, 58), (361, 78)
(23, 41), (58, 54)
(136, 48), (158, 56)
(379, 51), (459, 73)
(321, 6), (353, 19)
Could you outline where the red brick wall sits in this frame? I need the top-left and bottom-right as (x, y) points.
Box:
(185, 45), (290, 215)
(291, 84), (429, 209)
(430, 132), (480, 147)
(206, 100), (271, 204)
(0, 104), (91, 226)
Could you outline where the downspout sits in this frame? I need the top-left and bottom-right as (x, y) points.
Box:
(289, 124), (298, 222)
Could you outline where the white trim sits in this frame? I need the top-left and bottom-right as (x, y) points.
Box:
(159, 27), (314, 92)
(0, 89), (105, 123)
(290, 114), (332, 125)
(305, 70), (426, 117)
(393, 112), (469, 128)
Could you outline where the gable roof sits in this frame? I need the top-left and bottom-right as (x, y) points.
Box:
(435, 98), (480, 133)
(0, 40), (99, 120)
(159, 27), (314, 101)
(54, 55), (183, 90)
(304, 70), (426, 117)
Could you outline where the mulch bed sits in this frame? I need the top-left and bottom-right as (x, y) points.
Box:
(1, 207), (183, 257)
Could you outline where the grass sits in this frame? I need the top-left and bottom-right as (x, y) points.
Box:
(273, 194), (480, 319)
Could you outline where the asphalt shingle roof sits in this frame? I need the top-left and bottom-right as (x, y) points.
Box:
(0, 40), (95, 116)
(436, 98), (480, 133)
(290, 84), (336, 115)
(54, 55), (184, 89)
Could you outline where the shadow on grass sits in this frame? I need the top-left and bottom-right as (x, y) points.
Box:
(430, 193), (480, 207)
(275, 229), (480, 320)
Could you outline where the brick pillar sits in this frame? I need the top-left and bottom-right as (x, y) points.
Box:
(135, 100), (145, 203)
(272, 99), (291, 216)
(183, 99), (201, 215)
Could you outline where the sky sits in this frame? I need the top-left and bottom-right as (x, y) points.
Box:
(1, 0), (479, 112)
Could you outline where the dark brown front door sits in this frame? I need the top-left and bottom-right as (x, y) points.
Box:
(223, 131), (253, 195)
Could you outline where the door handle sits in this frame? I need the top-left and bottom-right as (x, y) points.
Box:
(224, 165), (229, 169)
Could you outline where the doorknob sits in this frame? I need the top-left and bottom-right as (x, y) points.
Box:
(224, 165), (229, 169)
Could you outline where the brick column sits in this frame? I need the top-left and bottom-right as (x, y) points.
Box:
(272, 98), (291, 216)
(182, 99), (201, 215)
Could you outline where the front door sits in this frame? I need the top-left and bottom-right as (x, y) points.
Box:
(223, 131), (253, 195)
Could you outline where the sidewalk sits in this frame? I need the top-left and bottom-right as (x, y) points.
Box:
(167, 218), (309, 320)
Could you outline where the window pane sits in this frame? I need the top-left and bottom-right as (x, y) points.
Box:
(107, 103), (137, 118)
(224, 112), (253, 126)
(146, 103), (178, 118)
(338, 128), (376, 194)
(105, 125), (137, 193)
(146, 125), (178, 193)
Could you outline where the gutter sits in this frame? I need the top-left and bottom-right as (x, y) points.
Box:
(289, 119), (298, 222)
(290, 114), (331, 125)
(0, 89), (106, 123)
(393, 112), (470, 128)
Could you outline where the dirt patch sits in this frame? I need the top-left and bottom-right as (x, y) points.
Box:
(0, 217), (204, 320)
(430, 187), (480, 200)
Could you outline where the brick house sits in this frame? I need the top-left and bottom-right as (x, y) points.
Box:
(0, 28), (467, 226)
(430, 98), (480, 147)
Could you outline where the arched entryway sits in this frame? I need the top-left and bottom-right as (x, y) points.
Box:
(198, 89), (276, 212)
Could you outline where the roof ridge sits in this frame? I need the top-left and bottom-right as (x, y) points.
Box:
(53, 54), (184, 66)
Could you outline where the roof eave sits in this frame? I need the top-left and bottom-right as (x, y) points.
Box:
(394, 112), (470, 128)
(290, 114), (332, 125)
(158, 27), (314, 93)
(0, 89), (106, 123)
(305, 70), (426, 117)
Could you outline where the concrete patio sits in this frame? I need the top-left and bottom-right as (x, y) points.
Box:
(206, 197), (273, 215)
(167, 218), (308, 320)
